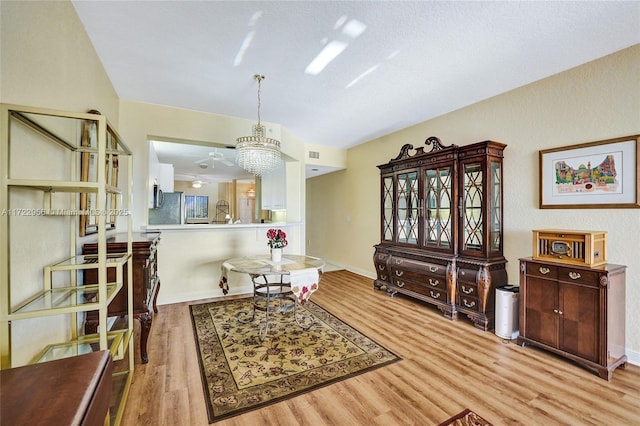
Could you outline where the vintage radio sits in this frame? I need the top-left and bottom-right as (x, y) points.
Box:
(532, 229), (607, 267)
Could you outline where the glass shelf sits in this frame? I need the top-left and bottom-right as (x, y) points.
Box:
(31, 328), (131, 363)
(47, 253), (130, 271)
(9, 283), (120, 319)
(7, 179), (121, 194)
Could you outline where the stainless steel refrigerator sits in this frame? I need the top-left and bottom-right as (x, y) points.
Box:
(148, 191), (184, 224)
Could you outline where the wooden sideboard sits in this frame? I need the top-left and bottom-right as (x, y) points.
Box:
(83, 232), (161, 364)
(517, 257), (627, 380)
(1, 351), (112, 425)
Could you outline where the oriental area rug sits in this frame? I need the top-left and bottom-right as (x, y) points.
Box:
(437, 408), (493, 426)
(190, 298), (400, 423)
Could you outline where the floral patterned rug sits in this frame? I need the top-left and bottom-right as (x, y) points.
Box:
(190, 298), (400, 423)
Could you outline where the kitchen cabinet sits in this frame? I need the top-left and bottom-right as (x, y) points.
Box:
(374, 137), (507, 330)
(261, 162), (286, 210)
(157, 162), (174, 192)
(518, 257), (627, 380)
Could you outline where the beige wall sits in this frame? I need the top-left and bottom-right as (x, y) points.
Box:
(307, 45), (640, 361)
(1, 1), (121, 365)
(0, 1), (119, 122)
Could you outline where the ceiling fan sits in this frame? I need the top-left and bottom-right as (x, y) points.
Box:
(194, 150), (234, 169)
(173, 173), (219, 188)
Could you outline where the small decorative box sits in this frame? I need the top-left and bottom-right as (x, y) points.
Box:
(532, 229), (607, 266)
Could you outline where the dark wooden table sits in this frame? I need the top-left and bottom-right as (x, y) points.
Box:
(0, 351), (112, 425)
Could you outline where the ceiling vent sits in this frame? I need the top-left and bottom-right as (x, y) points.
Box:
(309, 151), (320, 159)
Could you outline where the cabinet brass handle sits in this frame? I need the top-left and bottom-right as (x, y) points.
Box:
(429, 291), (440, 299)
(539, 267), (550, 274)
(428, 278), (439, 287)
(464, 300), (476, 308)
(380, 274), (387, 280)
(462, 285), (473, 294)
(396, 280), (405, 288)
(395, 270), (404, 277)
(429, 266), (438, 273)
(568, 272), (581, 280)
(378, 264), (385, 270)
(553, 309), (564, 315)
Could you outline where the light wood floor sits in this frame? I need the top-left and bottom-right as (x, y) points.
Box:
(121, 270), (640, 425)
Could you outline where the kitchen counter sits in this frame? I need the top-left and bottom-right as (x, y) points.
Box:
(138, 222), (306, 304)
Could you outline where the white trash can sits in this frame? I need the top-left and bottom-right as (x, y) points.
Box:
(495, 285), (519, 339)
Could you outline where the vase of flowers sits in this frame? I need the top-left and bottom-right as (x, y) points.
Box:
(267, 228), (287, 262)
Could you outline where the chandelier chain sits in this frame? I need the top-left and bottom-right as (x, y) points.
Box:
(255, 74), (263, 126)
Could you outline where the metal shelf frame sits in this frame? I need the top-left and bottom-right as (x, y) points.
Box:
(0, 104), (135, 425)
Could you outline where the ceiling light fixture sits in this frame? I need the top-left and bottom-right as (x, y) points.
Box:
(236, 74), (281, 176)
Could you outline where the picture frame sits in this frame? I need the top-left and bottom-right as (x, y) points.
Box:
(539, 135), (639, 209)
(79, 114), (119, 236)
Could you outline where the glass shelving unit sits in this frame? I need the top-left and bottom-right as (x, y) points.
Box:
(0, 104), (134, 425)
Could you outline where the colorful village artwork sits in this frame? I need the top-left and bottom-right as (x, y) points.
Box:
(553, 153), (620, 195)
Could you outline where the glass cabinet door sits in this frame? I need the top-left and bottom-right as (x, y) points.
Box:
(461, 162), (484, 253)
(489, 160), (502, 253)
(424, 167), (453, 251)
(396, 171), (419, 245)
(381, 175), (394, 241)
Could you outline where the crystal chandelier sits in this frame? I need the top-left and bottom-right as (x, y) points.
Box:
(236, 74), (281, 176)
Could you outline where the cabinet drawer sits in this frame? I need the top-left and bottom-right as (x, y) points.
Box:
(390, 268), (446, 289)
(458, 282), (478, 297)
(558, 267), (599, 286)
(391, 257), (446, 277)
(525, 262), (559, 280)
(457, 267), (478, 283)
(458, 295), (480, 312)
(376, 270), (389, 281)
(374, 253), (389, 271)
(374, 252), (389, 280)
(374, 252), (389, 263)
(392, 278), (447, 302)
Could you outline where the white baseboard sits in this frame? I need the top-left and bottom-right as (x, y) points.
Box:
(321, 259), (376, 280)
(626, 348), (640, 366)
(158, 288), (253, 306)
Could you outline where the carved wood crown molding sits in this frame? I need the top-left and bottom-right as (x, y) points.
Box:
(388, 136), (458, 163)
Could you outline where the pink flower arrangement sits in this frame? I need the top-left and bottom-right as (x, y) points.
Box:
(266, 228), (288, 249)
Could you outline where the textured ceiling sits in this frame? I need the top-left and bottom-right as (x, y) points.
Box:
(72, 1), (639, 178)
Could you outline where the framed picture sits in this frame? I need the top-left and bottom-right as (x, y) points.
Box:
(539, 135), (639, 209)
(79, 113), (119, 236)
(79, 119), (97, 236)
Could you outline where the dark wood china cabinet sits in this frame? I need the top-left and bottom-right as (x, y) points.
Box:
(374, 137), (507, 330)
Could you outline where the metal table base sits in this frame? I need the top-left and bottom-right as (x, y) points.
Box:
(236, 273), (314, 340)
